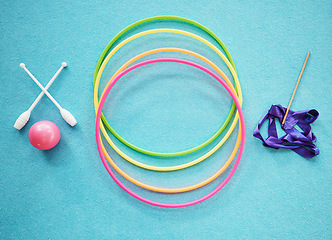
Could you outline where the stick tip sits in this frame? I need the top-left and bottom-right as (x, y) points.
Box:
(62, 62), (67, 67)
(19, 63), (25, 68)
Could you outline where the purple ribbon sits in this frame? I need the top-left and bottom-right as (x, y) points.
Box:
(253, 105), (319, 158)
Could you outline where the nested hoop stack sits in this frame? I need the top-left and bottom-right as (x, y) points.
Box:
(93, 16), (245, 208)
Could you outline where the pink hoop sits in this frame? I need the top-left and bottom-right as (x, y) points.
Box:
(95, 58), (245, 208)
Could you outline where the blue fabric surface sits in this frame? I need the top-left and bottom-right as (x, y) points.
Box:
(0, 0), (331, 239)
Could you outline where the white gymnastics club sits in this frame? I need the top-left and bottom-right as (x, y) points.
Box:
(14, 62), (67, 130)
(15, 63), (77, 129)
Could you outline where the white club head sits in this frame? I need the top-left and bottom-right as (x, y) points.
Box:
(14, 110), (31, 130)
(60, 108), (77, 126)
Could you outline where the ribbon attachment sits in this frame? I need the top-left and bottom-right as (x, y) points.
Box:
(253, 105), (319, 158)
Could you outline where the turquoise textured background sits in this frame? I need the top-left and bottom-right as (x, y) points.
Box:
(1, 1), (331, 239)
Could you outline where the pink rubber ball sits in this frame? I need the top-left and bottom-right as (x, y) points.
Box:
(29, 121), (61, 150)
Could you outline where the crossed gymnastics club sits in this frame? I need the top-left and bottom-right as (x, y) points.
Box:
(14, 62), (77, 130)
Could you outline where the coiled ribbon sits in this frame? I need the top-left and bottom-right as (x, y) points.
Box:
(253, 105), (319, 158)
